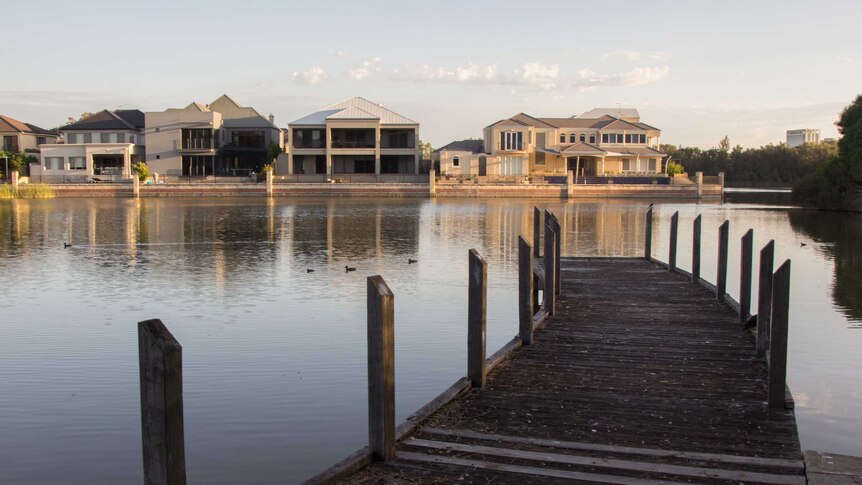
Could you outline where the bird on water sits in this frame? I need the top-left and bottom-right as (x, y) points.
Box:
(63, 243), (72, 248)
(408, 258), (418, 264)
(345, 265), (356, 272)
(306, 268), (315, 273)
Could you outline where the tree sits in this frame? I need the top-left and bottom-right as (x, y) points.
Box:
(794, 94), (862, 210)
(418, 140), (433, 161)
(266, 142), (283, 164)
(0, 150), (38, 177)
(718, 135), (730, 153)
(131, 161), (150, 182)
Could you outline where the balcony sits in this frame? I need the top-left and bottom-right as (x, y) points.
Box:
(331, 129), (374, 150)
(381, 129), (415, 149)
(331, 140), (375, 149)
(181, 138), (216, 152)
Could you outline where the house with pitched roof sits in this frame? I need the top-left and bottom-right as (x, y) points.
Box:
(145, 95), (284, 177)
(288, 97), (419, 181)
(0, 115), (58, 155)
(35, 110), (145, 181)
(481, 108), (665, 178)
(433, 139), (485, 176)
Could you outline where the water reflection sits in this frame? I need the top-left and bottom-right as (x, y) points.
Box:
(789, 210), (862, 326)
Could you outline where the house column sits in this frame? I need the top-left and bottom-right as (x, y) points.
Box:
(374, 125), (381, 182)
(326, 126), (333, 178)
(575, 156), (580, 183)
(414, 128), (419, 175)
(601, 157), (605, 175)
(123, 150), (131, 178)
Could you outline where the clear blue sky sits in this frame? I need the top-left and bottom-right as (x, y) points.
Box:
(2, 0), (859, 148)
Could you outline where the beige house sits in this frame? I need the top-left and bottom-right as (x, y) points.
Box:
(288, 97), (419, 180)
(481, 108), (665, 178)
(145, 95), (284, 177)
(0, 115), (58, 155)
(36, 110), (145, 182)
(433, 139), (484, 176)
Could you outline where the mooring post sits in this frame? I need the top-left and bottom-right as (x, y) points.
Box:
(692, 215), (702, 282)
(756, 240), (775, 359)
(367, 275), (395, 460)
(768, 260), (791, 411)
(518, 236), (534, 345)
(644, 206), (653, 260)
(549, 212), (562, 296)
(716, 220), (729, 299)
(468, 249), (487, 388)
(543, 219), (557, 315)
(739, 229), (754, 323)
(669, 211), (679, 271)
(138, 319), (186, 485)
(533, 207), (541, 258)
(133, 175), (140, 198)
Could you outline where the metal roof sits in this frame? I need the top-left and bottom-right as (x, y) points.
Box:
(576, 108), (640, 120)
(290, 97), (417, 126)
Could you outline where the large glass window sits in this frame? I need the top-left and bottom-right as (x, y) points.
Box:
(2, 136), (18, 151)
(69, 157), (86, 170)
(293, 129), (325, 148)
(231, 130), (265, 148)
(45, 157), (64, 170)
(499, 132), (523, 151)
(182, 129), (214, 149)
(499, 156), (523, 175)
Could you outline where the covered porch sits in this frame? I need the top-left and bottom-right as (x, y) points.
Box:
(561, 142), (608, 181)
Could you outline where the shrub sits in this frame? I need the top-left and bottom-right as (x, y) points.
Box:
(131, 161), (150, 182)
(666, 161), (685, 176)
(0, 184), (15, 199)
(16, 184), (55, 199)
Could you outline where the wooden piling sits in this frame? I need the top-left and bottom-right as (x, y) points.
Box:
(533, 207), (541, 258)
(739, 229), (754, 323)
(669, 211), (679, 271)
(757, 240), (775, 359)
(692, 215), (702, 282)
(768, 260), (791, 411)
(548, 212), (562, 296)
(468, 249), (487, 388)
(138, 319), (186, 485)
(367, 275), (395, 460)
(518, 236), (534, 345)
(644, 206), (653, 260)
(543, 221), (557, 316)
(716, 220), (729, 299)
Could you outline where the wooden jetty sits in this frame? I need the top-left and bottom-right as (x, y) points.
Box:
(134, 207), (803, 484)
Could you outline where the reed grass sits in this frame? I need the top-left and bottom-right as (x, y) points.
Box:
(0, 183), (56, 199)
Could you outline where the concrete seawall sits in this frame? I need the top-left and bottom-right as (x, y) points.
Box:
(42, 183), (722, 199)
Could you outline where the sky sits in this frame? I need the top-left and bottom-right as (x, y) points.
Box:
(2, 0), (860, 149)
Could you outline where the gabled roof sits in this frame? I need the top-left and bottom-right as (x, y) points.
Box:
(486, 113), (555, 129)
(538, 117), (601, 129)
(435, 139), (485, 154)
(290, 97), (417, 125)
(0, 115), (55, 135)
(326, 106), (379, 120)
(599, 118), (647, 131)
(614, 146), (666, 157)
(209, 94), (278, 129)
(186, 102), (211, 112)
(63, 109), (145, 131)
(576, 108), (640, 121)
(561, 141), (607, 156)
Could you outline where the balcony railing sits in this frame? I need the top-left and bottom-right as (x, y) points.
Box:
(182, 139), (215, 150)
(331, 140), (375, 149)
(380, 141), (415, 149)
(294, 141), (326, 149)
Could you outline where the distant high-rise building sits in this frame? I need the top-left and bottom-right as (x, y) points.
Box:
(786, 129), (820, 147)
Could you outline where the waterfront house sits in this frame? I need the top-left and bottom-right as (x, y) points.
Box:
(0, 115), (58, 156)
(481, 108), (665, 178)
(288, 97), (419, 181)
(145, 95), (284, 178)
(433, 139), (485, 176)
(35, 110), (145, 182)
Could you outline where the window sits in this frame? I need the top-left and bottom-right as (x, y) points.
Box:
(589, 134), (596, 144)
(116, 133), (125, 143)
(231, 130), (265, 148)
(130, 135), (136, 144)
(499, 131), (523, 151)
(580, 134), (586, 142)
(36, 136), (47, 145)
(602, 134), (609, 144)
(536, 152), (546, 165)
(559, 134), (565, 143)
(83, 133), (92, 144)
(2, 135), (17, 151)
(648, 158), (657, 172)
(45, 157), (64, 170)
(622, 158), (631, 171)
(640, 134), (646, 144)
(100, 133), (109, 143)
(453, 157), (460, 167)
(499, 156), (523, 175)
(625, 134), (632, 144)
(69, 156), (86, 170)
(569, 134), (575, 143)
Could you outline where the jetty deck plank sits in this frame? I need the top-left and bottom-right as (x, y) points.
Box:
(340, 258), (803, 484)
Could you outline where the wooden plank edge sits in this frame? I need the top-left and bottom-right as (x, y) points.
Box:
(562, 256), (644, 261)
(486, 337), (522, 373)
(300, 446), (373, 485)
(395, 377), (471, 441)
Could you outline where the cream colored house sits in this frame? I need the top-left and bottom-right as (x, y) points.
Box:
(288, 97), (419, 180)
(482, 109), (665, 177)
(433, 139), (484, 176)
(36, 110), (145, 182)
(0, 115), (58, 155)
(145, 95), (284, 177)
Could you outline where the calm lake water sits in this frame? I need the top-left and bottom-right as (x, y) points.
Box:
(1, 193), (860, 484)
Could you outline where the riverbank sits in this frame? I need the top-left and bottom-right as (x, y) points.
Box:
(37, 182), (722, 199)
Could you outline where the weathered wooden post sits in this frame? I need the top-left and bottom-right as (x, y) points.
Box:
(692, 215), (702, 282)
(133, 175), (140, 198)
(548, 211), (562, 295)
(518, 236), (534, 345)
(716, 220), (729, 299)
(367, 275), (395, 460)
(739, 229), (754, 323)
(669, 211), (679, 271)
(468, 249), (487, 388)
(757, 240), (775, 359)
(543, 219), (557, 315)
(768, 260), (791, 411)
(138, 319), (186, 485)
(533, 207), (541, 258)
(644, 205), (653, 260)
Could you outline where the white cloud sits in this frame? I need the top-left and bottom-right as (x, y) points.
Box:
(348, 57), (383, 81)
(521, 62), (559, 90)
(292, 66), (328, 85)
(573, 65), (669, 89)
(330, 49), (347, 58)
(394, 62), (498, 84)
